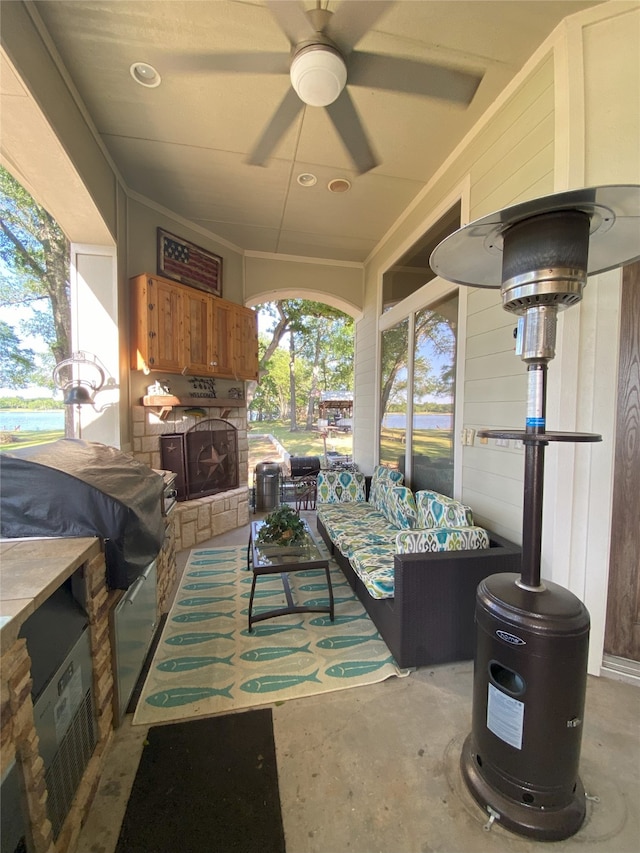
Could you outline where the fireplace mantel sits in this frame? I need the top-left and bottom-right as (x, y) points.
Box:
(142, 395), (245, 419)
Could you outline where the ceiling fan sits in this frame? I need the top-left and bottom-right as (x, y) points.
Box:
(178, 1), (484, 174)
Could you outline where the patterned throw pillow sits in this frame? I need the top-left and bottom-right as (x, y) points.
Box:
(369, 465), (404, 507)
(317, 470), (366, 504)
(380, 486), (417, 529)
(396, 526), (489, 553)
(414, 490), (472, 528)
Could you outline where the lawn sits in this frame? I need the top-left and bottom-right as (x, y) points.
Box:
(0, 429), (64, 451)
(248, 421), (352, 475)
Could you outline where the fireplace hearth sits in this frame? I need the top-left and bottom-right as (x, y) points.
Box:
(160, 418), (238, 501)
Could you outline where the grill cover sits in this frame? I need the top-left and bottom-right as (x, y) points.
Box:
(0, 439), (165, 589)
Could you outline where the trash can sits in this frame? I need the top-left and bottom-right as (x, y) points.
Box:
(255, 461), (280, 512)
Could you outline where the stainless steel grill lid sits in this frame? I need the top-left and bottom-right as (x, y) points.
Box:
(429, 184), (640, 288)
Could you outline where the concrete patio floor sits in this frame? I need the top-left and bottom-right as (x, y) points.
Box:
(77, 516), (640, 853)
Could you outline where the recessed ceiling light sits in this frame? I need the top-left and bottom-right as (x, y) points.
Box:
(297, 173), (317, 187)
(328, 178), (351, 193)
(130, 62), (161, 88)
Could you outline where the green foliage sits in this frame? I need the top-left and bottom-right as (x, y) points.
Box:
(0, 166), (71, 380)
(0, 396), (63, 410)
(256, 505), (307, 546)
(0, 321), (39, 387)
(251, 301), (354, 428)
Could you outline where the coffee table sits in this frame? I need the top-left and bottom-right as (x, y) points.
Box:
(247, 519), (334, 632)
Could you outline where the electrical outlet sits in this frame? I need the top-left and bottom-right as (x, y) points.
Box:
(495, 438), (510, 448)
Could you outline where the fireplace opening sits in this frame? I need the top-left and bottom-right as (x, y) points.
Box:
(160, 418), (239, 501)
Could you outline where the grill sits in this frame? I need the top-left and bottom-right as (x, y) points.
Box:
(0, 438), (165, 589)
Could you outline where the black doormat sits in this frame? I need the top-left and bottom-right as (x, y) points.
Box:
(115, 708), (286, 853)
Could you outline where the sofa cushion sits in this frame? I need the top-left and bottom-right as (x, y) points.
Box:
(380, 485), (417, 529)
(320, 507), (387, 544)
(349, 544), (397, 599)
(334, 516), (398, 558)
(316, 470), (366, 504)
(396, 526), (490, 553)
(414, 490), (472, 529)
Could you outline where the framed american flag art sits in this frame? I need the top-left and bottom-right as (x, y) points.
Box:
(157, 228), (223, 297)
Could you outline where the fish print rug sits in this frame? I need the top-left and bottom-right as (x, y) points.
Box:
(133, 545), (409, 726)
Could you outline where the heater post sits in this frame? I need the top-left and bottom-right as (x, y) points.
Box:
(430, 184), (640, 842)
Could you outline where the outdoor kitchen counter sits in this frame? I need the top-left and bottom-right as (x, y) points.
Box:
(0, 536), (101, 653)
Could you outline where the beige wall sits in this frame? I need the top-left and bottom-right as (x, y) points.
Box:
(357, 2), (639, 674)
(126, 197), (245, 304)
(359, 53), (557, 543)
(244, 254), (364, 317)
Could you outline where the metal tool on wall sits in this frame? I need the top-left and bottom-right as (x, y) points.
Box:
(430, 185), (640, 840)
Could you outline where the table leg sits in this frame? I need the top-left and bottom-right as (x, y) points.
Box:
(325, 565), (334, 621)
(248, 571), (258, 633)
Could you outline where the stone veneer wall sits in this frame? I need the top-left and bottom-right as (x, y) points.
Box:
(0, 528), (178, 853)
(131, 404), (251, 553)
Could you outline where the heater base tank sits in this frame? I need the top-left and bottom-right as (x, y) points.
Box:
(461, 572), (590, 841)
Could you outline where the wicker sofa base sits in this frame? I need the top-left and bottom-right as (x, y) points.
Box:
(317, 516), (521, 669)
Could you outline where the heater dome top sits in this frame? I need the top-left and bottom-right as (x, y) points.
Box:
(429, 184), (640, 289)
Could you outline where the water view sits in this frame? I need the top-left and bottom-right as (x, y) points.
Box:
(0, 410), (65, 432)
(382, 413), (452, 430)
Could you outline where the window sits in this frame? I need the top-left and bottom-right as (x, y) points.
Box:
(378, 295), (457, 495)
(381, 201), (461, 313)
(379, 318), (409, 470)
(378, 200), (462, 495)
(410, 294), (457, 496)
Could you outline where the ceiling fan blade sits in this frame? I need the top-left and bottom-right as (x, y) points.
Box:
(264, 0), (317, 46)
(348, 51), (483, 105)
(325, 1), (395, 54)
(325, 89), (379, 175)
(168, 52), (288, 75)
(247, 88), (304, 166)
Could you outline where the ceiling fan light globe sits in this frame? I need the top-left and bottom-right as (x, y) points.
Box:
(290, 47), (347, 107)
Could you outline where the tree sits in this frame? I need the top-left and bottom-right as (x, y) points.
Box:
(0, 166), (71, 381)
(0, 320), (41, 387)
(252, 300), (353, 431)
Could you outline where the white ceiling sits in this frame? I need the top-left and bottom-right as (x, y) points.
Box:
(30, 0), (601, 262)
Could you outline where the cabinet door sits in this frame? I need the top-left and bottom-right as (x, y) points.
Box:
(233, 305), (259, 380)
(183, 289), (212, 374)
(150, 278), (183, 372)
(210, 300), (234, 377)
(131, 275), (183, 373)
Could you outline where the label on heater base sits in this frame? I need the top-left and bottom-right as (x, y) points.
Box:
(487, 682), (524, 750)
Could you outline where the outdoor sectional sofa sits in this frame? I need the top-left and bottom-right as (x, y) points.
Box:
(316, 466), (521, 669)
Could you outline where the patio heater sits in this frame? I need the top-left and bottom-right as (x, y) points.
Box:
(429, 185), (640, 841)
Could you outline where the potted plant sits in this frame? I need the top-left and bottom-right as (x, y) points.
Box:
(256, 505), (306, 548)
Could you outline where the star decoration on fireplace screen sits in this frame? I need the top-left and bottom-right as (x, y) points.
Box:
(197, 445), (227, 484)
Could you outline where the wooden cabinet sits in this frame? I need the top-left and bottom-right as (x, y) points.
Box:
(131, 274), (183, 372)
(233, 303), (259, 380)
(210, 299), (234, 377)
(130, 273), (258, 379)
(183, 288), (211, 375)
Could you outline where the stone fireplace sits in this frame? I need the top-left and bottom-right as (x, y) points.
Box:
(131, 402), (250, 552)
(160, 418), (239, 501)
